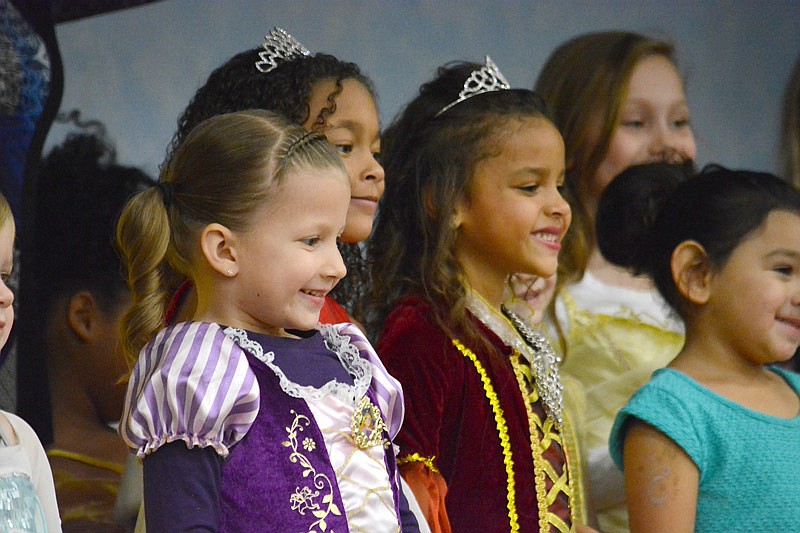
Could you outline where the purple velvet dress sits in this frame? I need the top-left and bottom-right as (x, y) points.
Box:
(121, 321), (409, 532)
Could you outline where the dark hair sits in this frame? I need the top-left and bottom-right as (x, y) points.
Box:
(366, 60), (554, 342)
(626, 165), (800, 317)
(171, 47), (376, 318)
(171, 49), (375, 154)
(34, 130), (153, 315)
(596, 161), (695, 268)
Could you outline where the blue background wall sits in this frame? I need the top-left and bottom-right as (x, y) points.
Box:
(48, 0), (800, 177)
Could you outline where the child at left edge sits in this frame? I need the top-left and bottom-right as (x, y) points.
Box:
(0, 192), (61, 531)
(116, 109), (409, 531)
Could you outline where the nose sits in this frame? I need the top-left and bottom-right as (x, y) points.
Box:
(545, 186), (571, 222)
(0, 280), (14, 309)
(324, 245), (347, 282)
(649, 124), (692, 164)
(363, 152), (385, 184)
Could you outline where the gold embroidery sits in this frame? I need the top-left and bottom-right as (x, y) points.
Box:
(511, 352), (577, 533)
(396, 453), (440, 475)
(282, 409), (342, 532)
(452, 339), (520, 533)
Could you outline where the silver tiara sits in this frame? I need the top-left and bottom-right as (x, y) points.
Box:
(435, 56), (511, 117)
(255, 27), (311, 74)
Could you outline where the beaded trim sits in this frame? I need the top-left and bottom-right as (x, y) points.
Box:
(452, 339), (520, 533)
(396, 453), (440, 475)
(464, 290), (564, 426)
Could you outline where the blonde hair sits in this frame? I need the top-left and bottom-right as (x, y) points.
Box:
(116, 109), (344, 365)
(535, 31), (677, 286)
(782, 56), (800, 187)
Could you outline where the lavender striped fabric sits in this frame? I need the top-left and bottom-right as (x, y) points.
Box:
(120, 322), (260, 458)
(335, 323), (405, 438)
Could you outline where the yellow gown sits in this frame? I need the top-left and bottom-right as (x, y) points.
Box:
(554, 272), (684, 533)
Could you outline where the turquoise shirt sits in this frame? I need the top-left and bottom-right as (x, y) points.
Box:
(610, 366), (800, 531)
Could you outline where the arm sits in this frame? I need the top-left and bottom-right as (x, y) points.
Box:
(143, 442), (222, 532)
(623, 420), (698, 533)
(400, 462), (451, 533)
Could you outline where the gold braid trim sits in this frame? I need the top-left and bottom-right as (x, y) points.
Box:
(510, 352), (577, 533)
(452, 339), (520, 533)
(397, 453), (440, 475)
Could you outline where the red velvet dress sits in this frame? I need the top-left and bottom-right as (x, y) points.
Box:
(377, 296), (576, 533)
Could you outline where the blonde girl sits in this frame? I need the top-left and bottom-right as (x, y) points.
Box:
(534, 31), (697, 531)
(117, 109), (410, 532)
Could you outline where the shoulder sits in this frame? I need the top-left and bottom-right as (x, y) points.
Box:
(122, 322), (260, 458)
(378, 296), (446, 347)
(610, 369), (705, 469)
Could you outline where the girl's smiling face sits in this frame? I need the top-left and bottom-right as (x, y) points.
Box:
(453, 117), (571, 303)
(705, 210), (800, 364)
(588, 54), (697, 216)
(304, 78), (384, 244)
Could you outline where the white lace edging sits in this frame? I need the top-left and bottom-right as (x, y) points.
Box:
(224, 325), (372, 406)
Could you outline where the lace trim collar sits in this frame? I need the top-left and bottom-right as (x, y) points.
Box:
(224, 324), (372, 406)
(465, 289), (564, 425)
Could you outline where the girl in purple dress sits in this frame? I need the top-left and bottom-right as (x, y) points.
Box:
(115, 109), (410, 532)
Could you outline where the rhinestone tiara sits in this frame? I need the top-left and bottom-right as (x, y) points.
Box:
(255, 27), (311, 74)
(435, 55), (511, 117)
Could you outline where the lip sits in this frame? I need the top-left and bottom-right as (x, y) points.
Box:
(350, 196), (379, 210)
(531, 226), (563, 251)
(300, 289), (328, 308)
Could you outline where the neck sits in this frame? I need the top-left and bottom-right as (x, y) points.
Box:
(586, 247), (654, 290)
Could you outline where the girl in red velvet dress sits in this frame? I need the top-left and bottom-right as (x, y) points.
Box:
(366, 58), (595, 533)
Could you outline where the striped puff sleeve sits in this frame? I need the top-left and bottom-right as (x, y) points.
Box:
(120, 321), (260, 458)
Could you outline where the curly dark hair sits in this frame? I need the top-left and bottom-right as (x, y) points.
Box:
(170, 48), (377, 318)
(366, 61), (554, 343)
(35, 129), (153, 315)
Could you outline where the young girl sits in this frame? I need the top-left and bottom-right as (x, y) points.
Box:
(117, 109), (409, 531)
(608, 166), (800, 531)
(35, 127), (153, 531)
(0, 191), (61, 531)
(533, 31), (697, 531)
(368, 58), (592, 532)
(168, 27), (383, 324)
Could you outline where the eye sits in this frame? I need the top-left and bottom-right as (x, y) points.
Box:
(673, 118), (690, 128)
(621, 119), (645, 129)
(335, 144), (353, 155)
(302, 236), (320, 247)
(0, 271), (11, 283)
(774, 264), (794, 276)
(517, 184), (540, 194)
(372, 151), (382, 164)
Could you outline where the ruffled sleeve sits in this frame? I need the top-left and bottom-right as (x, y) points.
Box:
(120, 321), (260, 458)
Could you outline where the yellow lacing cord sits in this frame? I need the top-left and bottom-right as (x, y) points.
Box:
(46, 449), (126, 475)
(452, 339), (519, 533)
(397, 453), (440, 475)
(510, 353), (576, 533)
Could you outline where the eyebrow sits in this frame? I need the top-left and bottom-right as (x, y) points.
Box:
(765, 249), (800, 261)
(326, 119), (381, 142)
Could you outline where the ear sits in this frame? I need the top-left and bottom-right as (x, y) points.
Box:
(67, 291), (98, 343)
(450, 205), (463, 230)
(200, 223), (239, 277)
(671, 240), (712, 305)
